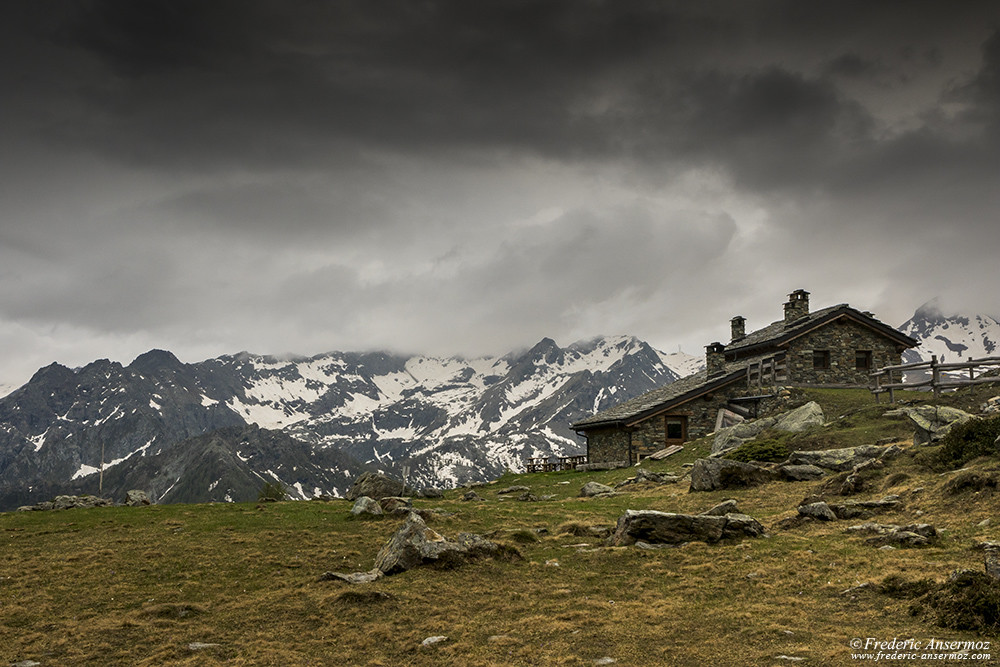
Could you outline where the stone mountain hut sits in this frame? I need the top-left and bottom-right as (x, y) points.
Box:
(571, 290), (919, 466)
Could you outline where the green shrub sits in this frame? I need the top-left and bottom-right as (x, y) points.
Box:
(937, 416), (1000, 469)
(724, 440), (791, 463)
(258, 481), (288, 502)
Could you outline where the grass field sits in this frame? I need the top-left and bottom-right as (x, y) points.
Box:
(3, 388), (999, 666)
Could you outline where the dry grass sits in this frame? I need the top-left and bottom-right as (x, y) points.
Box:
(3, 388), (1000, 665)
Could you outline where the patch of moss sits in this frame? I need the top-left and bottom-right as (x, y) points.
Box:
(937, 416), (1000, 470)
(724, 439), (791, 464)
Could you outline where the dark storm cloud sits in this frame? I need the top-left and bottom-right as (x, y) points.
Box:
(1, 0), (999, 387)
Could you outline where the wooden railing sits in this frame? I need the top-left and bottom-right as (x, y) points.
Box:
(870, 355), (1000, 403)
(524, 455), (587, 473)
(747, 352), (787, 389)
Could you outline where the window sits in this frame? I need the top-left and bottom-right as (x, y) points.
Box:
(856, 350), (873, 371)
(813, 350), (830, 369)
(666, 418), (685, 441)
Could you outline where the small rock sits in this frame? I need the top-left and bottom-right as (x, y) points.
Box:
(978, 518), (992, 527)
(350, 496), (384, 516)
(545, 559), (560, 567)
(593, 658), (617, 665)
(516, 492), (539, 502)
(701, 499), (740, 516)
(461, 491), (484, 502)
(11, 661), (42, 667)
(497, 485), (531, 495)
(319, 569), (384, 584)
(421, 636), (448, 647)
(580, 482), (614, 497)
(188, 642), (220, 651)
(418, 488), (444, 499)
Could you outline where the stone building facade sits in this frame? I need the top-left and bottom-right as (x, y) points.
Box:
(572, 290), (918, 465)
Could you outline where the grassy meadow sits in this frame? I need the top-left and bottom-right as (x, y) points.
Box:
(3, 388), (1000, 666)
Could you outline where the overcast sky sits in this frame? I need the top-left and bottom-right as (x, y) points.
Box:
(1, 1), (999, 388)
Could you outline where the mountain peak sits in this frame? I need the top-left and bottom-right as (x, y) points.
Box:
(128, 349), (184, 374)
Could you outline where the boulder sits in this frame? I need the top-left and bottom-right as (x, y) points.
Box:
(773, 401), (825, 432)
(689, 458), (778, 492)
(711, 402), (824, 456)
(418, 488), (444, 499)
(373, 513), (470, 575)
(461, 491), (484, 502)
(125, 490), (152, 506)
(378, 496), (412, 513)
(608, 509), (766, 546)
(786, 445), (895, 472)
(797, 501), (837, 521)
(580, 482), (615, 497)
(894, 405), (974, 446)
(350, 496), (384, 516)
(346, 472), (412, 501)
(701, 499), (740, 516)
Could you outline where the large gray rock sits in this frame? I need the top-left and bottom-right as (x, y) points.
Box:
(346, 472), (412, 501)
(608, 509), (766, 546)
(373, 512), (470, 575)
(125, 490), (152, 506)
(890, 405), (973, 446)
(786, 445), (895, 472)
(689, 458), (778, 492)
(797, 501), (837, 521)
(579, 481), (615, 497)
(711, 402), (824, 456)
(350, 496), (384, 516)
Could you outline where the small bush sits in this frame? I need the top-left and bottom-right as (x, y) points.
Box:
(937, 416), (1000, 469)
(877, 574), (935, 599)
(943, 470), (999, 496)
(724, 440), (790, 463)
(921, 571), (1000, 634)
(258, 481), (288, 502)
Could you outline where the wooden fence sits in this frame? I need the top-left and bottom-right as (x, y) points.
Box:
(524, 455), (587, 473)
(870, 354), (1000, 403)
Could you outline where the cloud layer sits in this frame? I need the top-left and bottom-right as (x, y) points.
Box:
(1, 1), (998, 385)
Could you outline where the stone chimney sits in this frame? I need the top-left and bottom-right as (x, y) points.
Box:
(706, 342), (726, 377)
(731, 316), (746, 342)
(783, 289), (810, 325)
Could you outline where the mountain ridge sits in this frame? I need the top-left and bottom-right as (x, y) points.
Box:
(0, 335), (697, 510)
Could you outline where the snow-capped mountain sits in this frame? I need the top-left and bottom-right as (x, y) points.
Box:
(899, 299), (1000, 365)
(0, 336), (699, 510)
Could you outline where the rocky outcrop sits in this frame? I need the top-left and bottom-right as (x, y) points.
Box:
(886, 405), (973, 446)
(777, 464), (826, 481)
(786, 444), (899, 472)
(689, 458), (778, 492)
(845, 521), (938, 548)
(615, 469), (681, 489)
(17, 495), (113, 511)
(608, 509), (766, 546)
(711, 401), (825, 456)
(322, 512), (519, 583)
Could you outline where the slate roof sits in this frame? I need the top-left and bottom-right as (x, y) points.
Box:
(571, 303), (918, 431)
(571, 362), (747, 429)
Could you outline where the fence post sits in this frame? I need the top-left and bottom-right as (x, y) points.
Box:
(970, 356), (975, 381)
(887, 367), (895, 404)
(932, 355), (940, 399)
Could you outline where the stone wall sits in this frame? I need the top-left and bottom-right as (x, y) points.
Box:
(785, 319), (902, 386)
(586, 425), (631, 464)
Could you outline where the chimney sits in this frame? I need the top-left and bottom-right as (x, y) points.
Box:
(783, 289), (810, 325)
(706, 342), (726, 377)
(731, 316), (746, 342)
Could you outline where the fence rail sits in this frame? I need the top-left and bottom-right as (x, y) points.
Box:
(870, 355), (1000, 403)
(524, 455), (587, 473)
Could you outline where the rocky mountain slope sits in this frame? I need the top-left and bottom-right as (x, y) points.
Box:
(0, 336), (697, 510)
(899, 300), (1000, 369)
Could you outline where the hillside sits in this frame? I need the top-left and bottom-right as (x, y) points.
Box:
(4, 384), (1000, 665)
